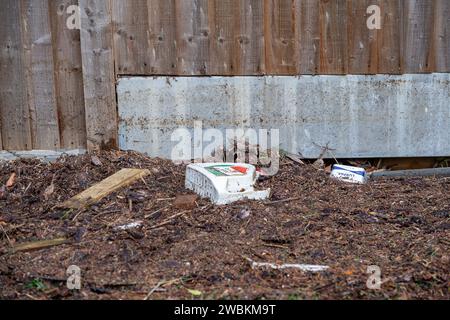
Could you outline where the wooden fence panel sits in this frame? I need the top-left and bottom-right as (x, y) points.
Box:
(378, 0), (401, 74)
(432, 0), (450, 72)
(21, 0), (61, 150)
(298, 0), (320, 74)
(1, 0), (450, 152)
(49, 0), (87, 149)
(265, 0), (298, 75)
(0, 0), (33, 150)
(147, 0), (178, 74)
(319, 0), (348, 74)
(112, 0), (152, 75)
(402, 0), (434, 73)
(348, 0), (379, 74)
(80, 0), (117, 150)
(175, 0), (211, 75)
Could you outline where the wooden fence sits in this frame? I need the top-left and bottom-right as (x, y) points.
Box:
(0, 0), (449, 151)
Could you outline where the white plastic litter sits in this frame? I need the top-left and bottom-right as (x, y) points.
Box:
(330, 164), (367, 184)
(185, 163), (270, 205)
(114, 221), (143, 231)
(244, 257), (329, 272)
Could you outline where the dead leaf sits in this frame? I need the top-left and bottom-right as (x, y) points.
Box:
(187, 289), (202, 296)
(343, 269), (355, 276)
(6, 173), (16, 188)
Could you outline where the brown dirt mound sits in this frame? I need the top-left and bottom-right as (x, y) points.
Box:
(0, 151), (448, 300)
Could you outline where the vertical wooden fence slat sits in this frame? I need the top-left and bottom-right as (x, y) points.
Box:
(112, 0), (151, 75)
(298, 0), (319, 74)
(402, 0), (433, 73)
(432, 0), (450, 72)
(208, 0), (264, 75)
(348, 0), (379, 74)
(265, 0), (298, 75)
(79, 0), (117, 151)
(208, 0), (237, 75)
(237, 0), (265, 74)
(49, 0), (87, 149)
(319, 0), (348, 74)
(378, 0), (401, 74)
(0, 0), (32, 150)
(147, 0), (178, 74)
(175, 0), (210, 75)
(21, 0), (61, 150)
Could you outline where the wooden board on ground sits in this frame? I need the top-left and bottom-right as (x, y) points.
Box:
(62, 168), (150, 209)
(12, 238), (68, 253)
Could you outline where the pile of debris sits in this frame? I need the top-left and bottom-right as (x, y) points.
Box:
(0, 151), (448, 300)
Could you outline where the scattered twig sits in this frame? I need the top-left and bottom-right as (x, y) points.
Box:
(0, 224), (13, 248)
(266, 197), (301, 205)
(149, 211), (190, 230)
(260, 243), (290, 250)
(285, 153), (305, 165)
(144, 206), (168, 219)
(144, 278), (181, 300)
(156, 197), (175, 202)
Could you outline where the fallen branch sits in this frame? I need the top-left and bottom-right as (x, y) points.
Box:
(244, 256), (329, 272)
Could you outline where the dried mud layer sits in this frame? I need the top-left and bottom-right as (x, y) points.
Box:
(0, 151), (448, 300)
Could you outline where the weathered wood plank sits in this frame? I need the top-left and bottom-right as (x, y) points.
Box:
(62, 168), (150, 209)
(49, 0), (87, 149)
(208, 0), (236, 75)
(298, 0), (320, 74)
(319, 0), (348, 74)
(265, 0), (298, 75)
(112, 0), (151, 75)
(0, 0), (32, 150)
(432, 0), (450, 72)
(348, 0), (379, 74)
(401, 0), (433, 73)
(21, 0), (61, 150)
(237, 0), (265, 75)
(208, 0), (264, 75)
(147, 0), (177, 74)
(175, 0), (210, 75)
(79, 0), (117, 151)
(12, 238), (68, 253)
(378, 0), (401, 74)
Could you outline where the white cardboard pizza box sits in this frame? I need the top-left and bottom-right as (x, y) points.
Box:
(185, 163), (270, 205)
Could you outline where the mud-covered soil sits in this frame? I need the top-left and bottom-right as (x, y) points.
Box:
(0, 151), (448, 300)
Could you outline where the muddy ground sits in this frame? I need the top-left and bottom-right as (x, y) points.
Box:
(0, 151), (448, 300)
